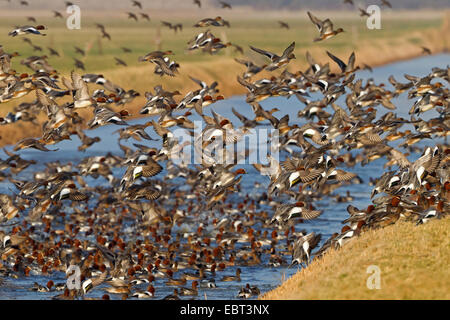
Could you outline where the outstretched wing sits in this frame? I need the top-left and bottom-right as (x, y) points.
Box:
(307, 11), (323, 32)
(282, 41), (296, 57)
(250, 45), (277, 60)
(326, 51), (347, 73)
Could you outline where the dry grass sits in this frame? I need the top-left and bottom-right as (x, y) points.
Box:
(261, 216), (450, 300)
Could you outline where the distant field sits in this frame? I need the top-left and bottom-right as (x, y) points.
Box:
(0, 10), (448, 146)
(0, 11), (444, 72)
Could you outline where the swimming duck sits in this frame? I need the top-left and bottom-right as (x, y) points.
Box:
(221, 268), (241, 282)
(200, 278), (217, 288)
(237, 283), (260, 299)
(179, 281), (199, 296)
(163, 288), (180, 300)
(132, 285), (155, 299)
(31, 280), (54, 292)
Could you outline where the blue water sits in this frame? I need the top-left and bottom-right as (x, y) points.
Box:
(0, 53), (448, 299)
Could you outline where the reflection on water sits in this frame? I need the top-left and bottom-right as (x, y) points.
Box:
(0, 54), (448, 300)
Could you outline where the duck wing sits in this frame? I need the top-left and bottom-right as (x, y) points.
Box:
(249, 45), (278, 61)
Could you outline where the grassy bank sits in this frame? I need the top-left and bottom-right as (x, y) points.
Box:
(261, 216), (450, 300)
(0, 10), (448, 148)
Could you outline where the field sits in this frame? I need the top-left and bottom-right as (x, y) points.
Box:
(0, 9), (448, 146)
(261, 216), (450, 300)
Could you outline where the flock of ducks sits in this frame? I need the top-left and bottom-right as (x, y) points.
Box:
(0, 0), (449, 300)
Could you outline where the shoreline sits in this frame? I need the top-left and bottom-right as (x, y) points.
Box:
(261, 216), (450, 300)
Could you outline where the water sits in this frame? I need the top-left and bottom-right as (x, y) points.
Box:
(0, 53), (448, 300)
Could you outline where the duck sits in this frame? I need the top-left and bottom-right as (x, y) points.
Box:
(138, 50), (173, 61)
(154, 57), (179, 76)
(104, 284), (131, 295)
(249, 42), (296, 71)
(132, 285), (155, 299)
(237, 283), (260, 298)
(421, 46), (432, 55)
(140, 13), (150, 21)
(9, 25), (47, 37)
(335, 191), (354, 203)
(326, 51), (359, 79)
(161, 21), (182, 33)
(179, 281), (199, 296)
(52, 288), (75, 300)
(278, 21), (289, 29)
(271, 202), (322, 227)
(183, 268), (205, 280)
(237, 286), (251, 299)
(165, 275), (187, 286)
(127, 12), (138, 21)
(221, 268), (241, 282)
(31, 280), (54, 292)
(87, 106), (129, 129)
(290, 232), (322, 267)
(115, 122), (156, 141)
(163, 288), (180, 300)
(219, 1), (231, 9)
(312, 232), (339, 259)
(307, 12), (344, 42)
(14, 138), (58, 152)
(120, 159), (162, 191)
(358, 7), (371, 17)
(131, 0), (142, 9)
(194, 16), (226, 27)
(234, 58), (265, 79)
(139, 50), (176, 76)
(0, 195), (22, 222)
(200, 278), (217, 288)
(335, 224), (362, 248)
(231, 107), (258, 128)
(81, 271), (108, 295)
(77, 129), (101, 152)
